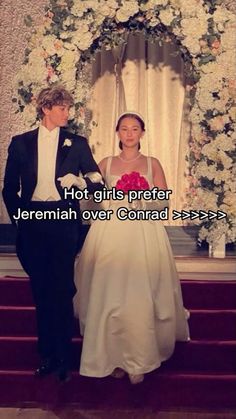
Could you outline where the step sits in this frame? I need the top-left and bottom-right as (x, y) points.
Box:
(0, 370), (235, 409)
(0, 306), (80, 338)
(1, 250), (236, 280)
(163, 340), (236, 373)
(1, 278), (236, 309)
(181, 280), (236, 309)
(1, 306), (236, 341)
(0, 338), (235, 373)
(188, 309), (236, 340)
(0, 278), (33, 306)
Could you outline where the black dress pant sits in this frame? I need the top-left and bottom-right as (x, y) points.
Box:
(16, 201), (79, 363)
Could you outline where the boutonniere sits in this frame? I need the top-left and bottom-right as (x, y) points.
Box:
(63, 138), (72, 147)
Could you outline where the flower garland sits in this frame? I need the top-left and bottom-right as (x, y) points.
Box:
(13, 0), (236, 247)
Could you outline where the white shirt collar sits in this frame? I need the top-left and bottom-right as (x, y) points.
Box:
(39, 124), (59, 139)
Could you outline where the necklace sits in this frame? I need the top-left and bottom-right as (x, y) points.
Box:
(118, 153), (141, 163)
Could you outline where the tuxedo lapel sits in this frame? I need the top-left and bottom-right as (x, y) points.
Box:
(26, 128), (38, 182)
(55, 129), (71, 177)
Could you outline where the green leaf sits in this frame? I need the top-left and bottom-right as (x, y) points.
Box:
(199, 54), (216, 65)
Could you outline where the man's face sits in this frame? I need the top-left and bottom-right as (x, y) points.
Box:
(42, 103), (70, 130)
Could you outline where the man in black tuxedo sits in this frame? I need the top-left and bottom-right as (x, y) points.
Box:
(2, 86), (103, 382)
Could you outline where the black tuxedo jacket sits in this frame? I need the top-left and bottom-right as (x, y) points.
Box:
(2, 127), (102, 224)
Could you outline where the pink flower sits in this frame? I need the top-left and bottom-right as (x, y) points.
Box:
(115, 171), (149, 193)
(54, 40), (63, 50)
(47, 65), (55, 81)
(79, 107), (85, 118)
(46, 11), (54, 19)
(209, 116), (225, 131)
(211, 39), (221, 49)
(229, 79), (236, 89)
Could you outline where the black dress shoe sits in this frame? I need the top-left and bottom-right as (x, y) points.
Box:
(56, 360), (71, 383)
(35, 358), (57, 377)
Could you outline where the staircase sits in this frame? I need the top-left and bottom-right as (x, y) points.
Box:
(0, 276), (235, 409)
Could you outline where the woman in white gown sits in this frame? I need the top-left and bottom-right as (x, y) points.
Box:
(73, 111), (190, 384)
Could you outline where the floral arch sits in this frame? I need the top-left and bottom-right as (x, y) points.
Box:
(14, 0), (236, 246)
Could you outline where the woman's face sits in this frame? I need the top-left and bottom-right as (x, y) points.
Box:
(118, 117), (144, 149)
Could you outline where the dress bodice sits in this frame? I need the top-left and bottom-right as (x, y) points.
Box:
(105, 156), (154, 189)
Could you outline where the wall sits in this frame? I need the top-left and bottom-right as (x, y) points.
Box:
(0, 0), (48, 222)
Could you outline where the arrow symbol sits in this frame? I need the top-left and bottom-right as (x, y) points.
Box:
(199, 210), (208, 220)
(181, 210), (190, 220)
(217, 210), (227, 220)
(172, 210), (182, 220)
(172, 209), (227, 221)
(190, 210), (199, 220)
(208, 210), (218, 220)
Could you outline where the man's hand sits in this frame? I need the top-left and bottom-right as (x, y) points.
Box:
(57, 174), (86, 190)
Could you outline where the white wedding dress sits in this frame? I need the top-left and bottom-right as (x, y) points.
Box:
(73, 157), (190, 377)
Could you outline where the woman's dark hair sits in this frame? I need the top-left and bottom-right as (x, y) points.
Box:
(116, 113), (145, 150)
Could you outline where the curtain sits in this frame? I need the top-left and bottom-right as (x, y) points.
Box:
(86, 33), (190, 225)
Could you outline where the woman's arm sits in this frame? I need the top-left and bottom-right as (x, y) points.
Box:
(140, 158), (170, 211)
(151, 158), (168, 190)
(98, 157), (109, 181)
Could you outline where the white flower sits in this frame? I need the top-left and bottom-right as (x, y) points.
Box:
(63, 139), (72, 147)
(214, 134), (234, 152)
(14, 0), (236, 244)
(180, 0), (203, 18)
(61, 70), (77, 91)
(141, 0), (168, 10)
(220, 28), (236, 52)
(77, 32), (93, 51)
(58, 50), (80, 72)
(62, 16), (74, 29)
(74, 20), (90, 34)
(209, 114), (230, 131)
(198, 72), (223, 94)
(191, 124), (209, 145)
(180, 13), (208, 55)
(158, 8), (175, 26)
(72, 27), (93, 51)
(74, 80), (91, 104)
(213, 7), (234, 25)
(228, 106), (236, 121)
(71, 1), (99, 17)
(116, 1), (139, 22)
(41, 35), (58, 56)
(199, 61), (219, 76)
(216, 22), (225, 32)
(98, 1), (118, 18)
(169, 0), (181, 8)
(16, 59), (47, 86)
(201, 143), (233, 170)
(59, 32), (72, 41)
(189, 105), (204, 125)
(216, 52), (236, 79)
(22, 103), (37, 127)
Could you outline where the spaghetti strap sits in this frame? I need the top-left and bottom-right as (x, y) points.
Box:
(147, 157), (153, 184)
(105, 156), (112, 179)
